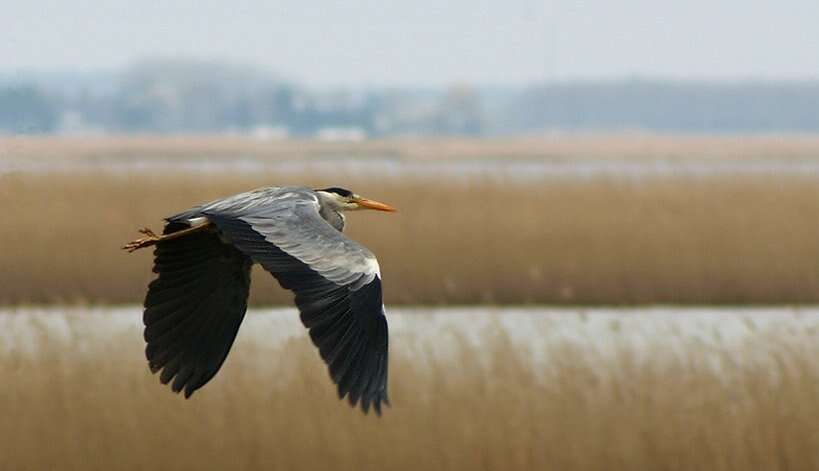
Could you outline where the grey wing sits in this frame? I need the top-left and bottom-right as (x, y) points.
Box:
(200, 188), (390, 414)
(143, 222), (252, 398)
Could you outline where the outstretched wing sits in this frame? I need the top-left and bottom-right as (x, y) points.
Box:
(199, 187), (389, 414)
(143, 223), (253, 398)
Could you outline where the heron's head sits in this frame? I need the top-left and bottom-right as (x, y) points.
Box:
(315, 187), (397, 212)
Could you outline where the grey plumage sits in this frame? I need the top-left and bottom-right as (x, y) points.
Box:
(142, 186), (390, 414)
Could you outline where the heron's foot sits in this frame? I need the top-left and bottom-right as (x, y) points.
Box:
(123, 227), (161, 253)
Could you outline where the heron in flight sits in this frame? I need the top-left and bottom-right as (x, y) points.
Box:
(123, 186), (395, 415)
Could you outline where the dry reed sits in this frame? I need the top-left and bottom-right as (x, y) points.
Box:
(2, 309), (819, 471)
(2, 169), (819, 304)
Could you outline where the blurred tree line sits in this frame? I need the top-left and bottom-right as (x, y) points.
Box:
(500, 80), (819, 134)
(1, 59), (818, 136)
(0, 86), (59, 133)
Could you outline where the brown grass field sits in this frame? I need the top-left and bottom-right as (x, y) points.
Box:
(3, 308), (819, 471)
(3, 136), (819, 470)
(3, 134), (819, 305)
(3, 167), (819, 305)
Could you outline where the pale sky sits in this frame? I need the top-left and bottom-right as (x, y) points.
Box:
(1, 0), (818, 87)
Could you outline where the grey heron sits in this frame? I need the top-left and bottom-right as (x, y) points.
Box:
(123, 186), (396, 415)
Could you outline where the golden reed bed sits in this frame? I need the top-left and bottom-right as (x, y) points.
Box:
(3, 309), (819, 471)
(2, 169), (819, 304)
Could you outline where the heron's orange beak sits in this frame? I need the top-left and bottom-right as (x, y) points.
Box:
(356, 198), (397, 212)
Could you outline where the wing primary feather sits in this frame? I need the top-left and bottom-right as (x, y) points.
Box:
(143, 226), (252, 397)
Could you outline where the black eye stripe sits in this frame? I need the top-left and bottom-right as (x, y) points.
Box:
(317, 187), (353, 198)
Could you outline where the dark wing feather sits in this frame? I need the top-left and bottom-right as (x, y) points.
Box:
(206, 213), (390, 415)
(143, 223), (252, 398)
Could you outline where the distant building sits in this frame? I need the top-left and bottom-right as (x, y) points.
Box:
(316, 126), (367, 142)
(249, 125), (290, 140)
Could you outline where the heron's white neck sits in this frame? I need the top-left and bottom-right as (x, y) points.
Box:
(315, 191), (347, 231)
(315, 191), (351, 211)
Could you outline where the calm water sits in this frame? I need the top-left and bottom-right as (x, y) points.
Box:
(5, 156), (819, 179)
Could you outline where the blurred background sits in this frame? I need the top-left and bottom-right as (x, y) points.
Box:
(3, 0), (819, 137)
(3, 1), (819, 470)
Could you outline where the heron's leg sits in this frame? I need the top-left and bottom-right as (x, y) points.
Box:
(122, 222), (212, 253)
